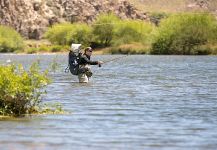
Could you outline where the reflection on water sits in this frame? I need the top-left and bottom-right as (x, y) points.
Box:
(0, 54), (217, 150)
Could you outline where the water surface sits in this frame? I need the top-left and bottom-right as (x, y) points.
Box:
(0, 54), (217, 150)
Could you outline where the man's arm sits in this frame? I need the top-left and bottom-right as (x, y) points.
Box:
(82, 56), (99, 65)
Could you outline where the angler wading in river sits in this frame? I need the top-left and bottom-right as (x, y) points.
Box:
(66, 44), (103, 83)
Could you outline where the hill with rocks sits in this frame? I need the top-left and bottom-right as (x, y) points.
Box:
(0, 0), (148, 39)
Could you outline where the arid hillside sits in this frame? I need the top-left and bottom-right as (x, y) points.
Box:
(0, 0), (147, 39)
(128, 0), (217, 13)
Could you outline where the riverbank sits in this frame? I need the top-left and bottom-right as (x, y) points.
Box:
(14, 40), (217, 55)
(2, 12), (217, 55)
(14, 40), (149, 55)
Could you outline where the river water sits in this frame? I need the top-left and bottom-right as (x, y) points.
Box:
(0, 54), (217, 150)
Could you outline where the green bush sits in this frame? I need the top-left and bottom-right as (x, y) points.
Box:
(149, 12), (169, 26)
(114, 20), (154, 45)
(0, 62), (50, 116)
(44, 23), (74, 45)
(151, 13), (217, 55)
(66, 23), (92, 46)
(92, 13), (121, 47)
(45, 23), (92, 46)
(0, 25), (24, 52)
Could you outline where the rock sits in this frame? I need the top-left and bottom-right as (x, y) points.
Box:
(0, 0), (149, 39)
(187, 0), (210, 10)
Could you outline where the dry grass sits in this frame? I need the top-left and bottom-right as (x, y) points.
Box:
(128, 0), (187, 12)
(24, 39), (51, 48)
(106, 42), (150, 54)
(128, 0), (217, 13)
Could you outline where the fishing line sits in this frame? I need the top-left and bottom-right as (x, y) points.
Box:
(102, 55), (129, 64)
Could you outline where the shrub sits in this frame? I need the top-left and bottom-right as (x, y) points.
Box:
(45, 23), (92, 46)
(149, 12), (169, 26)
(92, 13), (121, 47)
(0, 25), (24, 52)
(114, 20), (154, 46)
(151, 13), (217, 55)
(44, 23), (74, 45)
(0, 62), (51, 116)
(66, 23), (93, 47)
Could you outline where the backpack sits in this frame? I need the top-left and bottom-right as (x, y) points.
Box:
(68, 51), (81, 75)
(66, 44), (82, 75)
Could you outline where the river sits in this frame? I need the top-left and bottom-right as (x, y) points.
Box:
(0, 54), (217, 150)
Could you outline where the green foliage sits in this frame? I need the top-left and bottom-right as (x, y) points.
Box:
(0, 25), (24, 52)
(0, 62), (50, 116)
(66, 23), (92, 46)
(149, 12), (169, 25)
(151, 13), (217, 55)
(44, 23), (74, 45)
(43, 12), (217, 55)
(114, 20), (154, 45)
(45, 23), (92, 46)
(92, 13), (121, 47)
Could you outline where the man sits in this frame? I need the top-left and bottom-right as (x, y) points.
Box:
(78, 47), (103, 83)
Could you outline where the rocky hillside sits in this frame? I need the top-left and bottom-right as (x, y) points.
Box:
(0, 0), (148, 39)
(129, 0), (217, 13)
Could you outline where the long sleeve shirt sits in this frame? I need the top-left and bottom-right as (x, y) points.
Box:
(79, 54), (98, 65)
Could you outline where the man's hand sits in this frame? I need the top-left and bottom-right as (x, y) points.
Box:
(98, 61), (104, 65)
(98, 61), (104, 67)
